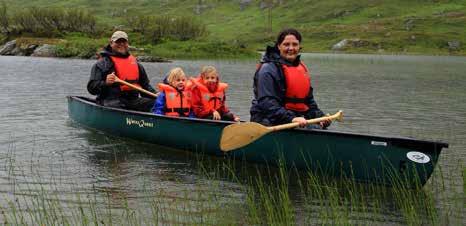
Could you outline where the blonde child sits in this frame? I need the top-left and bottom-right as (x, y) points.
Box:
(191, 66), (239, 121)
(152, 67), (194, 117)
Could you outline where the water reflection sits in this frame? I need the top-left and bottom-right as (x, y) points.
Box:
(79, 127), (444, 225)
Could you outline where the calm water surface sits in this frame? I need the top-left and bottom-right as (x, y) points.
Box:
(0, 54), (464, 224)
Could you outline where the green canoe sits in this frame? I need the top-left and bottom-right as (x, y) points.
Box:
(67, 96), (448, 187)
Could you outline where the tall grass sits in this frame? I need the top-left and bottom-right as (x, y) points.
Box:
(1, 150), (463, 225)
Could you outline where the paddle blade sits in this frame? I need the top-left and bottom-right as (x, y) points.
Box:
(220, 122), (270, 152)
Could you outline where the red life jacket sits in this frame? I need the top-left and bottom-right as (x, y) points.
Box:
(283, 62), (311, 112)
(110, 55), (141, 91)
(157, 83), (192, 117)
(191, 77), (228, 112)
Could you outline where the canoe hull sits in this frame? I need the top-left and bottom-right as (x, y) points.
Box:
(67, 96), (447, 187)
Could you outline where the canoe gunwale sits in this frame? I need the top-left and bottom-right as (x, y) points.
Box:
(67, 95), (234, 125)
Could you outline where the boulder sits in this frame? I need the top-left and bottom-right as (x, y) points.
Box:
(259, 1), (270, 10)
(31, 44), (57, 57)
(404, 19), (415, 31)
(331, 39), (349, 51)
(239, 0), (252, 10)
(447, 40), (461, 51)
(350, 39), (370, 47)
(25, 44), (39, 55)
(331, 38), (373, 51)
(0, 39), (16, 55)
(10, 47), (25, 56)
(194, 4), (210, 14)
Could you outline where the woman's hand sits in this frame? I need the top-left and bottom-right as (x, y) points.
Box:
(319, 119), (332, 129)
(292, 117), (307, 127)
(233, 115), (240, 122)
(212, 110), (221, 120)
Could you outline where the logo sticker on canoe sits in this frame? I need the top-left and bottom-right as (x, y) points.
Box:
(406, 151), (430, 164)
(126, 117), (154, 128)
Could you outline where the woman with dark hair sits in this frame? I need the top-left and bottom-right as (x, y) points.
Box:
(250, 28), (331, 128)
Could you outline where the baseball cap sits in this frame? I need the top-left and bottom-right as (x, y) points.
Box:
(110, 31), (128, 42)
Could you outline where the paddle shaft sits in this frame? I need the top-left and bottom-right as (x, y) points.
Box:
(115, 78), (159, 98)
(269, 111), (343, 131)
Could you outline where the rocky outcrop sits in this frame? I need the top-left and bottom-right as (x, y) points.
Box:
(0, 39), (56, 57)
(0, 39), (170, 61)
(137, 55), (171, 63)
(0, 40), (16, 55)
(31, 44), (57, 57)
(24, 44), (39, 55)
(332, 38), (377, 51)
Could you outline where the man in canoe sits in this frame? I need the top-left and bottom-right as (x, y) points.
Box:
(87, 31), (156, 112)
(250, 28), (331, 129)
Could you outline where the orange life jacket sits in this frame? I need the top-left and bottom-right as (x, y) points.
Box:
(283, 62), (311, 112)
(191, 77), (228, 112)
(110, 55), (141, 91)
(157, 83), (192, 117)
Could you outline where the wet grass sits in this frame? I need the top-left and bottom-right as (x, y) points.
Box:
(0, 149), (463, 225)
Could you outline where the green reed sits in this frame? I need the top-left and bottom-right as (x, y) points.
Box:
(0, 149), (463, 225)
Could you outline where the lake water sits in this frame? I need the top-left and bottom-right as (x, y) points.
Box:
(0, 54), (464, 224)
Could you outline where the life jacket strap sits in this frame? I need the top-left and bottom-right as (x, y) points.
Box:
(166, 107), (190, 114)
(284, 97), (307, 103)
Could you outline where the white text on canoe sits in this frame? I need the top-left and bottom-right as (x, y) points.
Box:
(126, 118), (154, 128)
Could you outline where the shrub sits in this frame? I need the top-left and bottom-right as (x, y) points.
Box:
(55, 36), (105, 58)
(9, 7), (96, 37)
(126, 15), (207, 44)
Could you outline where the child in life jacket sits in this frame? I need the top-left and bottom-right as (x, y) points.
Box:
(152, 67), (194, 118)
(191, 66), (240, 122)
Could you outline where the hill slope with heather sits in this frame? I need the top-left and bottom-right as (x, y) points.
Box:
(1, 0), (465, 57)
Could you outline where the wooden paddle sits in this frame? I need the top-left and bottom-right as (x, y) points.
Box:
(114, 77), (159, 98)
(220, 110), (343, 152)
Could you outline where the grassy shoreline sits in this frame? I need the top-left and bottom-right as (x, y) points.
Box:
(2, 34), (465, 61)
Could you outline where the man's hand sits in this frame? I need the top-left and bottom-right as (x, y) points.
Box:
(106, 72), (117, 85)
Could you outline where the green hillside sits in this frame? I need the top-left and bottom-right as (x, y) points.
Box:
(1, 0), (465, 57)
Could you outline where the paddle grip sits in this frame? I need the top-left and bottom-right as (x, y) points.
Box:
(270, 111), (343, 131)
